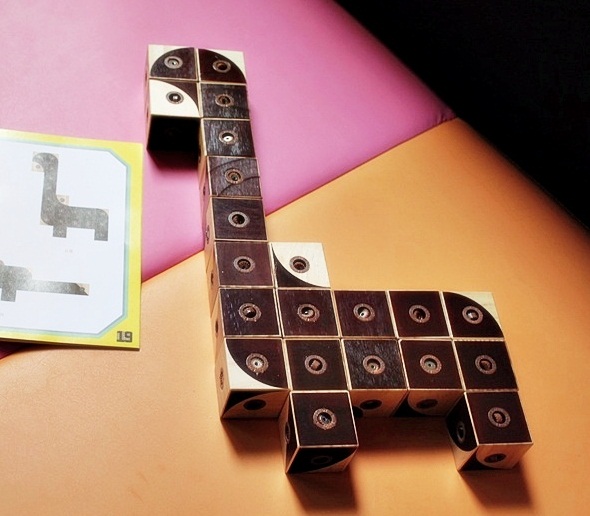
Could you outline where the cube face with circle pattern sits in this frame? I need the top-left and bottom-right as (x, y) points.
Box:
(454, 340), (518, 391)
(216, 337), (289, 419)
(389, 291), (449, 338)
(212, 288), (281, 343)
(398, 339), (464, 416)
(446, 391), (532, 470)
(146, 43), (532, 474)
(280, 391), (358, 474)
(285, 339), (347, 391)
(146, 79), (201, 152)
(269, 242), (331, 289)
(334, 290), (395, 338)
(443, 292), (504, 338)
(148, 46), (198, 81)
(199, 83), (250, 120)
(206, 240), (274, 311)
(277, 289), (339, 338)
(343, 339), (408, 417)
(200, 157), (261, 205)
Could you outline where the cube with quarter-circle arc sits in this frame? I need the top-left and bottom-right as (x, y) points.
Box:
(215, 337), (289, 418)
(269, 242), (331, 289)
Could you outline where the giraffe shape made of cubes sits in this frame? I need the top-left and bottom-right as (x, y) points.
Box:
(145, 45), (533, 474)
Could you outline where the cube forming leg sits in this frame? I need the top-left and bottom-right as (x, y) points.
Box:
(279, 391), (358, 473)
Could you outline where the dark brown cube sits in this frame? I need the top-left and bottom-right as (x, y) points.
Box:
(343, 339), (408, 417)
(277, 289), (338, 337)
(200, 156), (261, 203)
(212, 287), (280, 340)
(398, 339), (463, 416)
(279, 391), (358, 473)
(334, 290), (395, 338)
(204, 198), (267, 266)
(206, 241), (273, 312)
(285, 339), (347, 391)
(201, 119), (255, 158)
(446, 391), (533, 470)
(148, 46), (197, 80)
(389, 291), (449, 338)
(215, 338), (289, 418)
(200, 83), (250, 119)
(443, 292), (504, 338)
(198, 49), (246, 83)
(455, 340), (518, 391)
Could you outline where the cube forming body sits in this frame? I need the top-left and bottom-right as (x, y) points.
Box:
(216, 338), (289, 418)
(398, 339), (463, 416)
(277, 289), (338, 337)
(343, 339), (408, 417)
(205, 240), (273, 312)
(212, 288), (281, 348)
(285, 339), (347, 391)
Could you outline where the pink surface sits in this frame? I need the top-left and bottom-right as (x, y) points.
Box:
(0, 0), (453, 282)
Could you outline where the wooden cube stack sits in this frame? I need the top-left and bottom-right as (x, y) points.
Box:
(146, 45), (532, 473)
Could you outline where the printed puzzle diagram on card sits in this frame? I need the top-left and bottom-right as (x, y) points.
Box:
(0, 129), (142, 348)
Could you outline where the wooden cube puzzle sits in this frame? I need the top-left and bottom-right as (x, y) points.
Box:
(146, 45), (533, 473)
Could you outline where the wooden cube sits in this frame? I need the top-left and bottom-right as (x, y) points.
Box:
(343, 339), (408, 417)
(200, 119), (255, 158)
(199, 156), (261, 208)
(215, 338), (289, 418)
(199, 83), (250, 119)
(203, 197), (267, 267)
(206, 240), (273, 312)
(389, 291), (450, 338)
(446, 391), (533, 470)
(284, 339), (347, 391)
(443, 291), (504, 338)
(147, 45), (197, 81)
(279, 391), (358, 473)
(211, 287), (281, 344)
(397, 339), (463, 416)
(334, 290), (395, 338)
(277, 289), (338, 337)
(455, 340), (518, 391)
(269, 242), (330, 288)
(146, 45), (200, 152)
(197, 49), (246, 83)
(146, 79), (200, 152)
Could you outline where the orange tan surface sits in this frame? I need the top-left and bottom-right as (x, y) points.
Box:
(1, 119), (589, 514)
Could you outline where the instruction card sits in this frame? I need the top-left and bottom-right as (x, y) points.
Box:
(0, 129), (142, 348)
